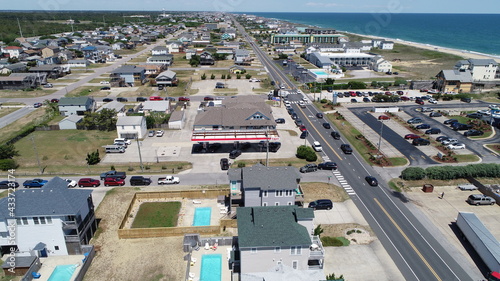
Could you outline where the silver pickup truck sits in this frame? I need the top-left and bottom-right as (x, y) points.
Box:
(458, 184), (478, 191)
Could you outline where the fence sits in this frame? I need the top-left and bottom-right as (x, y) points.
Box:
(35, 125), (60, 131)
(74, 245), (95, 281)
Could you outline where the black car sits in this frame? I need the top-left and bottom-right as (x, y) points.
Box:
(275, 118), (285, 124)
(308, 199), (333, 210)
(322, 123), (331, 129)
(444, 119), (458, 125)
(412, 138), (430, 146)
(452, 123), (472, 131)
(429, 112), (442, 117)
(318, 162), (337, 170)
(229, 149), (242, 159)
(341, 144), (353, 154)
(100, 87), (111, 91)
(365, 176), (378, 186)
(129, 176), (152, 186)
(460, 97), (472, 103)
(466, 113), (483, 119)
(436, 136), (449, 142)
(350, 98), (358, 103)
(300, 131), (309, 139)
(291, 113), (298, 120)
(294, 119), (303, 126)
(103, 98), (113, 102)
(425, 128), (441, 134)
(363, 97), (370, 102)
(208, 143), (221, 153)
(416, 124), (431, 129)
(464, 129), (484, 137)
(220, 158), (230, 170)
(116, 97), (128, 102)
(300, 164), (318, 173)
(0, 181), (19, 189)
(331, 131), (341, 140)
(268, 142), (281, 152)
(316, 112), (324, 118)
(136, 97), (147, 102)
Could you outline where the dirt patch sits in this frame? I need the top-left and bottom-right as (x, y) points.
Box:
(85, 188), (185, 281)
(301, 182), (351, 203)
(320, 223), (375, 245)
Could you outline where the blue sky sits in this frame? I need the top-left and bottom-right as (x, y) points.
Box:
(4, 0), (499, 13)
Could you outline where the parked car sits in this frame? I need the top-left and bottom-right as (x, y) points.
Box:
(350, 98), (357, 103)
(33, 102), (42, 108)
(318, 162), (337, 170)
(0, 181), (19, 189)
(136, 97), (147, 102)
(428, 98), (437, 104)
(340, 144), (353, 154)
(378, 115), (390, 120)
(425, 128), (441, 134)
(420, 107), (433, 112)
(104, 177), (125, 186)
(65, 179), (77, 188)
(178, 97), (190, 101)
(460, 97), (472, 103)
(275, 118), (285, 124)
(148, 130), (155, 137)
(363, 97), (370, 102)
(50, 98), (59, 103)
(229, 149), (242, 159)
(331, 131), (341, 140)
(447, 143), (466, 150)
(158, 176), (180, 185)
(294, 119), (303, 126)
(249, 78), (261, 82)
(149, 96), (162, 101)
(100, 80), (110, 84)
(429, 112), (442, 117)
(488, 104), (499, 110)
(308, 199), (333, 210)
(365, 176), (378, 186)
(404, 134), (421, 139)
(407, 117), (423, 124)
(458, 184), (478, 191)
(441, 138), (458, 145)
(43, 83), (53, 88)
(299, 125), (307, 132)
(116, 97), (128, 102)
(300, 163), (318, 173)
(464, 129), (484, 137)
(300, 131), (309, 139)
(220, 158), (230, 170)
(312, 141), (322, 152)
(103, 98), (113, 102)
(156, 130), (164, 137)
(452, 123), (472, 131)
(466, 113), (483, 119)
(204, 96), (214, 101)
(436, 136), (449, 142)
(444, 119), (458, 125)
(100, 87), (111, 91)
(477, 110), (491, 116)
(416, 100), (424, 105)
(466, 194), (496, 205)
(416, 124), (431, 129)
(400, 96), (410, 101)
(322, 123), (331, 129)
(412, 138), (430, 146)
(23, 179), (48, 188)
(78, 178), (100, 187)
(316, 112), (324, 118)
(130, 176), (152, 186)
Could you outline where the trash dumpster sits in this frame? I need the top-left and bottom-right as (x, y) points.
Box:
(422, 184), (434, 193)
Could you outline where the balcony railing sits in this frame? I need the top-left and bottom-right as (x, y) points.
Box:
(64, 235), (80, 243)
(309, 236), (324, 257)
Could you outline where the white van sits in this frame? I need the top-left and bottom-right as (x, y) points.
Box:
(114, 138), (131, 146)
(105, 145), (125, 153)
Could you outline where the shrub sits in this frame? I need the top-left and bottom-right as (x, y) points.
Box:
(0, 159), (18, 171)
(401, 167), (426, 180)
(237, 162), (246, 168)
(296, 145), (317, 161)
(201, 73), (207, 80)
(85, 150), (100, 165)
(227, 74), (232, 79)
(320, 236), (347, 247)
(210, 74), (215, 79)
(221, 74), (226, 79)
(245, 74), (251, 79)
(236, 74), (241, 79)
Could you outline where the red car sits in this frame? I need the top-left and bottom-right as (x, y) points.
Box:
(400, 96), (410, 101)
(204, 96), (214, 101)
(179, 97), (190, 101)
(404, 134), (421, 140)
(104, 177), (125, 186)
(78, 178), (100, 187)
(416, 100), (424, 105)
(50, 98), (59, 103)
(149, 96), (162, 101)
(299, 125), (307, 132)
(378, 115), (390, 120)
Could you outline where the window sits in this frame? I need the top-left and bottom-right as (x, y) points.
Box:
(33, 217), (39, 225)
(54, 246), (59, 251)
(275, 202), (279, 206)
(40, 217), (46, 224)
(22, 217), (28, 225)
(16, 218), (21, 225)
(291, 246), (302, 255)
(263, 202), (268, 206)
(274, 247), (281, 253)
(287, 202), (293, 206)
(47, 217), (52, 224)
(292, 260), (298, 269)
(263, 191), (268, 197)
(251, 248), (257, 254)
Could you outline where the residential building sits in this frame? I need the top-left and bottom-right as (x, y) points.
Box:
(2, 46), (23, 58)
(28, 65), (68, 79)
(306, 52), (376, 67)
(137, 64), (166, 76)
(0, 177), (97, 256)
(155, 70), (178, 87)
(305, 28), (337, 34)
(146, 54), (174, 66)
(110, 65), (146, 86)
(380, 40), (394, 50)
(151, 46), (169, 56)
(41, 46), (60, 58)
(59, 115), (83, 130)
(234, 49), (251, 65)
(166, 41), (182, 53)
(371, 56), (392, 73)
(116, 116), (147, 139)
(58, 97), (95, 116)
(237, 205), (325, 281)
(141, 101), (171, 114)
(435, 69), (473, 93)
(0, 74), (38, 90)
(307, 52), (333, 69)
(185, 49), (197, 60)
(455, 59), (499, 81)
(227, 164), (304, 208)
(67, 59), (90, 68)
(271, 34), (347, 44)
(96, 101), (125, 114)
(191, 95), (278, 141)
(81, 46), (99, 61)
(168, 110), (185, 130)
(199, 51), (215, 65)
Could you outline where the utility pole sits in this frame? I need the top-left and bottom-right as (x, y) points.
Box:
(265, 130), (269, 167)
(17, 18), (23, 38)
(136, 136), (144, 172)
(30, 135), (42, 174)
(377, 120), (384, 157)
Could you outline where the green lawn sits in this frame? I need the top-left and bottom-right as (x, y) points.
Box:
(455, 154), (481, 162)
(0, 107), (20, 119)
(131, 202), (181, 228)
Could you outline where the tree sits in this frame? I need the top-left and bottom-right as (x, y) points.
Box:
(189, 54), (200, 67)
(43, 99), (59, 118)
(201, 73), (207, 80)
(0, 144), (19, 159)
(80, 109), (117, 131)
(221, 74), (226, 79)
(278, 53), (288, 60)
(236, 74), (241, 79)
(245, 74), (251, 79)
(227, 74), (232, 79)
(314, 225), (324, 237)
(86, 150), (100, 165)
(325, 78), (335, 85)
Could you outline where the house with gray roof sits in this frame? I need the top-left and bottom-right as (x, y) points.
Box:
(0, 177), (97, 256)
(155, 70), (178, 87)
(59, 114), (83, 130)
(454, 58), (499, 81)
(234, 49), (251, 65)
(435, 69), (473, 93)
(110, 65), (146, 86)
(116, 116), (147, 139)
(237, 205), (325, 281)
(58, 96), (95, 116)
(146, 54), (174, 66)
(228, 164), (303, 208)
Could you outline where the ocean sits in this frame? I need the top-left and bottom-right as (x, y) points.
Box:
(244, 13), (500, 57)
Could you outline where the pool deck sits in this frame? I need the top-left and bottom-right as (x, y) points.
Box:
(178, 198), (226, 227)
(36, 255), (84, 281)
(189, 245), (232, 281)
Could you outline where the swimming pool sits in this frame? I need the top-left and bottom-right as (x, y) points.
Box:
(200, 254), (222, 281)
(310, 69), (329, 76)
(193, 207), (211, 226)
(47, 264), (78, 281)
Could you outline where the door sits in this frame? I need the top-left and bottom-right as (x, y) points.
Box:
(40, 248), (48, 257)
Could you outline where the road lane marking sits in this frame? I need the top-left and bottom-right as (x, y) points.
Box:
(374, 198), (441, 281)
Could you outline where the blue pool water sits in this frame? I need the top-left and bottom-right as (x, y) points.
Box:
(200, 254), (222, 281)
(193, 207), (211, 226)
(310, 69), (328, 75)
(48, 264), (78, 281)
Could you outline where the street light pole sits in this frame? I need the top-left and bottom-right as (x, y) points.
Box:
(136, 136), (144, 172)
(377, 120), (384, 157)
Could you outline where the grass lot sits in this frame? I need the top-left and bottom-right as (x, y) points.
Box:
(131, 202), (181, 228)
(301, 182), (350, 203)
(0, 107), (20, 118)
(114, 46), (146, 56)
(66, 86), (107, 97)
(0, 89), (56, 99)
(0, 109), (47, 144)
(10, 130), (192, 175)
(454, 154), (481, 162)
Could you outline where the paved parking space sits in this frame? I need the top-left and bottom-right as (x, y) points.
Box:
(191, 79), (261, 96)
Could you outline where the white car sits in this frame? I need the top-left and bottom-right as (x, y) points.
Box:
(312, 141), (323, 152)
(488, 104), (499, 110)
(156, 130), (164, 137)
(158, 176), (180, 185)
(249, 78), (261, 82)
(65, 179), (77, 188)
(447, 143), (465, 150)
(428, 98), (437, 104)
(477, 110), (491, 116)
(284, 101), (291, 106)
(100, 81), (110, 84)
(441, 138), (458, 145)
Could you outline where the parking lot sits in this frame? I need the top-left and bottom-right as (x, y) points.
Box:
(191, 79), (263, 96)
